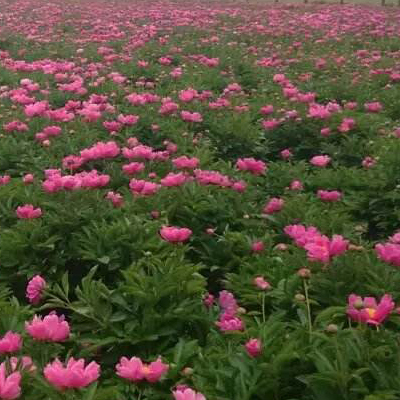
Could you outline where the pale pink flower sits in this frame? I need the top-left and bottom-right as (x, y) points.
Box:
(253, 276), (270, 290)
(263, 198), (284, 214)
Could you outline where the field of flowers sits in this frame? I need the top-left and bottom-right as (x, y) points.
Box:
(1, 0), (400, 399)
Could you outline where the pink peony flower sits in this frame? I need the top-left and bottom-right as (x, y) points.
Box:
(172, 156), (199, 170)
(16, 204), (42, 219)
(364, 102), (382, 113)
(280, 149), (293, 160)
(289, 180), (303, 191)
(26, 275), (46, 305)
(218, 290), (238, 314)
(0, 363), (21, 399)
(22, 174), (34, 184)
(160, 226), (192, 243)
(203, 293), (215, 308)
(116, 356), (168, 383)
(245, 339), (262, 357)
(347, 294), (394, 325)
(251, 241), (264, 253)
(173, 388), (206, 400)
(263, 198), (284, 214)
(44, 358), (100, 390)
(129, 179), (160, 196)
(25, 313), (70, 342)
(0, 332), (22, 355)
(253, 276), (271, 290)
(310, 155), (331, 167)
(216, 313), (244, 332)
(375, 243), (400, 267)
(317, 190), (342, 202)
(236, 158), (266, 175)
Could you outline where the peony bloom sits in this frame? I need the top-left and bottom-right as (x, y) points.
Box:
(203, 293), (215, 308)
(317, 190), (342, 202)
(289, 180), (303, 191)
(347, 294), (394, 325)
(160, 172), (187, 187)
(216, 313), (244, 332)
(129, 179), (160, 196)
(375, 243), (400, 267)
(236, 158), (266, 176)
(253, 276), (270, 290)
(116, 356), (168, 383)
(0, 332), (22, 355)
(160, 226), (192, 243)
(44, 358), (100, 390)
(0, 363), (21, 399)
(280, 149), (292, 160)
(22, 174), (34, 184)
(173, 387), (206, 400)
(245, 339), (262, 357)
(218, 290), (238, 314)
(364, 102), (382, 113)
(310, 155), (331, 167)
(251, 241), (264, 253)
(26, 275), (46, 305)
(15, 204), (42, 219)
(172, 156), (199, 170)
(263, 198), (284, 214)
(25, 313), (70, 342)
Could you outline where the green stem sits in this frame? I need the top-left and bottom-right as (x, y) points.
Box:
(261, 292), (266, 323)
(303, 280), (312, 335)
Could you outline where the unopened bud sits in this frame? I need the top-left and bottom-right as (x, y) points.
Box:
(326, 324), (338, 334)
(298, 268), (311, 279)
(295, 294), (305, 302)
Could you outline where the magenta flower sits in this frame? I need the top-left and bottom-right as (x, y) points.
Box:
(310, 155), (331, 167)
(218, 290), (238, 314)
(347, 294), (394, 325)
(263, 198), (284, 214)
(44, 358), (100, 390)
(216, 313), (244, 332)
(251, 241), (265, 253)
(236, 158), (266, 176)
(160, 226), (192, 243)
(116, 356), (168, 383)
(26, 275), (46, 305)
(0, 332), (22, 355)
(25, 313), (70, 342)
(375, 243), (400, 267)
(317, 190), (342, 202)
(245, 339), (262, 357)
(16, 204), (42, 219)
(0, 363), (21, 399)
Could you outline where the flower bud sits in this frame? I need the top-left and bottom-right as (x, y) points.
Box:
(295, 294), (305, 302)
(326, 324), (338, 334)
(297, 268), (311, 279)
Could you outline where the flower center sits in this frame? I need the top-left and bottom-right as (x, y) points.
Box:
(365, 308), (376, 319)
